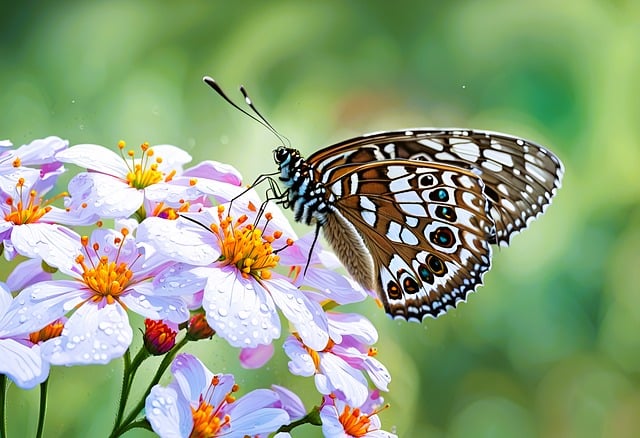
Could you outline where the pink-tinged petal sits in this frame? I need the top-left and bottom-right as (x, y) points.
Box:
(227, 406), (289, 437)
(143, 180), (206, 206)
(318, 353), (369, 407)
(137, 217), (220, 266)
(283, 337), (315, 377)
(302, 267), (367, 305)
(271, 385), (306, 421)
(151, 263), (208, 297)
(10, 223), (82, 274)
(170, 353), (214, 405)
(6, 259), (51, 292)
(148, 145), (192, 172)
(319, 404), (346, 437)
(89, 228), (138, 265)
(328, 313), (377, 345)
(229, 388), (281, 415)
(122, 285), (189, 323)
(38, 205), (96, 226)
(183, 160), (243, 186)
(15, 136), (68, 165)
(0, 166), (40, 196)
(0, 284), (10, 313)
(56, 144), (127, 176)
(239, 343), (274, 369)
(191, 177), (246, 204)
(41, 302), (133, 365)
(203, 268), (281, 348)
(145, 384), (193, 438)
(0, 280), (86, 336)
(0, 140), (12, 148)
(0, 340), (49, 389)
(267, 276), (328, 351)
(362, 356), (391, 392)
(65, 172), (143, 218)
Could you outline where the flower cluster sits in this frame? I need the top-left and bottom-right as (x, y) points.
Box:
(0, 137), (396, 437)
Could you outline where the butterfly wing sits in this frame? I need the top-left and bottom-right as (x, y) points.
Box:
(321, 159), (494, 321)
(308, 129), (564, 246)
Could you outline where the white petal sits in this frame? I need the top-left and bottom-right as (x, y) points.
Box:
(170, 353), (216, 405)
(137, 217), (220, 266)
(122, 286), (189, 323)
(145, 385), (193, 438)
(0, 167), (40, 194)
(65, 172), (143, 219)
(40, 302), (133, 365)
(319, 405), (346, 437)
(10, 223), (82, 274)
(0, 280), (85, 336)
(227, 406), (289, 437)
(319, 353), (369, 407)
(16, 136), (68, 165)
(363, 356), (391, 392)
(203, 268), (280, 348)
(148, 145), (192, 172)
(267, 276), (328, 351)
(283, 337), (315, 377)
(151, 263), (207, 296)
(0, 340), (49, 389)
(56, 144), (127, 176)
(328, 312), (378, 345)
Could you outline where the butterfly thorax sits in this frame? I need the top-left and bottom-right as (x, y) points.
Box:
(273, 146), (332, 226)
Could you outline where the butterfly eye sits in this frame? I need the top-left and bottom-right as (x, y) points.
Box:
(273, 147), (289, 164)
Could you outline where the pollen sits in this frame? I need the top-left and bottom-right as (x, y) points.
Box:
(189, 376), (238, 438)
(120, 141), (165, 189)
(75, 229), (139, 305)
(3, 178), (65, 225)
(212, 206), (282, 280)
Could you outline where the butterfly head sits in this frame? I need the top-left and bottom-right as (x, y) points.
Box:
(273, 146), (300, 166)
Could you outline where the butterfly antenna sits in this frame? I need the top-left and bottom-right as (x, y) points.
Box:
(239, 86), (291, 147)
(203, 76), (288, 146)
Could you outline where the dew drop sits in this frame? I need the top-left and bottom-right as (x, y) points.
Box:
(218, 307), (228, 317)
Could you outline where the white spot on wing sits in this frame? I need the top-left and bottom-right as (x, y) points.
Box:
(418, 138), (444, 151)
(483, 149), (514, 167)
(451, 141), (480, 162)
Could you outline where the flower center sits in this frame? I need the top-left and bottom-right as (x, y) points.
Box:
(296, 334), (335, 371)
(212, 205), (287, 280)
(3, 178), (62, 225)
(119, 141), (174, 189)
(29, 318), (65, 344)
(339, 406), (372, 436)
(338, 402), (389, 437)
(75, 229), (137, 305)
(190, 375), (238, 438)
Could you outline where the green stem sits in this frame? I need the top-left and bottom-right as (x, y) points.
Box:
(112, 337), (189, 437)
(277, 406), (322, 433)
(35, 379), (49, 438)
(0, 375), (6, 438)
(112, 347), (149, 434)
(116, 418), (153, 435)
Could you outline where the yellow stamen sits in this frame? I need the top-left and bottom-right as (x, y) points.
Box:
(211, 206), (282, 280)
(339, 403), (390, 437)
(75, 232), (140, 306)
(189, 376), (238, 438)
(3, 179), (66, 225)
(119, 141), (164, 189)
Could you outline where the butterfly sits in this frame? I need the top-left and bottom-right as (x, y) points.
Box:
(203, 78), (565, 322)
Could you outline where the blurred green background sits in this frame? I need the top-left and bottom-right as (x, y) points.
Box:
(2, 0), (640, 437)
